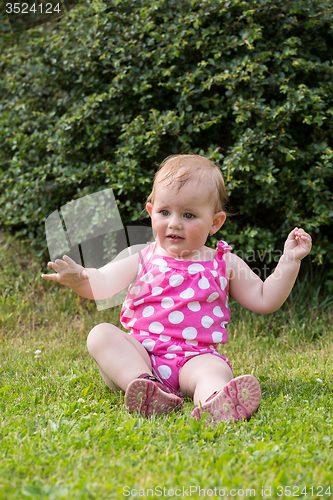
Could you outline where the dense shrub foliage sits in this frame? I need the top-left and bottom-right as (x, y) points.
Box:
(0, 0), (332, 283)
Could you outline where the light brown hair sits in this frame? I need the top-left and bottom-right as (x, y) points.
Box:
(144, 154), (229, 215)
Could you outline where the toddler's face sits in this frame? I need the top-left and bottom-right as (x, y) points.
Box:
(146, 180), (225, 260)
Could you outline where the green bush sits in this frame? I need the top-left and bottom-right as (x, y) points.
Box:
(0, 0), (332, 284)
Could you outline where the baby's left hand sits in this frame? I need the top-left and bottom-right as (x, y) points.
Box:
(283, 227), (312, 262)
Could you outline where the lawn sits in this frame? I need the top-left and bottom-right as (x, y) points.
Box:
(0, 232), (332, 499)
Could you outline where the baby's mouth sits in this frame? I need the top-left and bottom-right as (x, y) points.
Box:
(167, 235), (184, 240)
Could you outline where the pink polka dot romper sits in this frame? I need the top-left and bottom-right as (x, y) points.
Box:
(120, 240), (233, 397)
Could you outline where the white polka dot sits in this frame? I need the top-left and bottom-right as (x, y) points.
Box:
(169, 275), (184, 287)
(220, 321), (228, 328)
(127, 318), (137, 327)
(149, 322), (164, 334)
(202, 316), (214, 328)
(185, 351), (199, 357)
(213, 259), (218, 269)
(198, 277), (210, 289)
(140, 272), (154, 283)
(159, 335), (171, 342)
(152, 287), (163, 296)
(219, 276), (228, 290)
(210, 270), (218, 277)
(213, 306), (224, 317)
(185, 339), (198, 346)
(188, 301), (201, 312)
(129, 285), (141, 296)
(143, 306), (154, 317)
(180, 288), (195, 299)
(225, 296), (229, 308)
(182, 327), (197, 340)
(123, 299), (132, 308)
(188, 263), (205, 274)
(152, 258), (168, 267)
(168, 311), (184, 324)
(158, 365), (172, 379)
(165, 353), (177, 359)
(138, 263), (142, 274)
(133, 298), (144, 306)
(123, 308), (134, 318)
(207, 292), (219, 302)
(139, 330), (149, 336)
(161, 297), (174, 308)
(161, 266), (172, 273)
(142, 339), (156, 351)
(167, 345), (182, 351)
(212, 331), (223, 343)
(146, 251), (153, 260)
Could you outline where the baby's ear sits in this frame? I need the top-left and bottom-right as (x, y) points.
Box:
(212, 211), (226, 233)
(146, 203), (153, 217)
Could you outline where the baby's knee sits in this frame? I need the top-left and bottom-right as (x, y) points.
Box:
(86, 322), (114, 354)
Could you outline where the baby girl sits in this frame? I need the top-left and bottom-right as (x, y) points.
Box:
(42, 154), (312, 424)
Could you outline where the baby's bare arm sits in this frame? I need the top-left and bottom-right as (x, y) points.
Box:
(225, 228), (312, 314)
(226, 253), (300, 313)
(41, 245), (143, 300)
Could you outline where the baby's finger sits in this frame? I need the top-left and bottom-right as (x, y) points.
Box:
(301, 232), (311, 241)
(41, 273), (58, 281)
(47, 261), (60, 273)
(80, 269), (89, 280)
(48, 261), (69, 274)
(54, 258), (68, 270)
(286, 227), (298, 240)
(62, 255), (79, 268)
(301, 234), (312, 245)
(296, 229), (311, 242)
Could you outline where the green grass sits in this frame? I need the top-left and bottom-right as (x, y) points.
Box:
(1, 232), (333, 499)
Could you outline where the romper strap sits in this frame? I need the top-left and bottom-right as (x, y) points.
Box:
(216, 240), (232, 255)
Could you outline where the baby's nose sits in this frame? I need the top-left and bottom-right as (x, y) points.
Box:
(168, 215), (182, 228)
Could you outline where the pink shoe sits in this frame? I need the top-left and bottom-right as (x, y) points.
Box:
(191, 375), (261, 424)
(125, 373), (183, 418)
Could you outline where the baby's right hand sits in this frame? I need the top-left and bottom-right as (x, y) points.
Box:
(41, 255), (89, 288)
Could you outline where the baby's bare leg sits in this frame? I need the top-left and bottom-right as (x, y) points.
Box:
(179, 354), (233, 406)
(87, 323), (152, 391)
